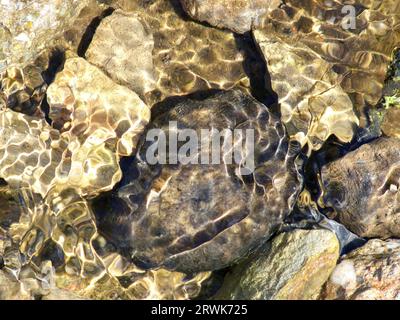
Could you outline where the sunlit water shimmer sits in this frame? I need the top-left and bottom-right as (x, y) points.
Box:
(0, 0), (399, 300)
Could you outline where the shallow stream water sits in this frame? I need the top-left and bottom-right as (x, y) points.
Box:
(0, 0), (399, 300)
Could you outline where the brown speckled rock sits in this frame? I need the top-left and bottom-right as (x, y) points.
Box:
(321, 137), (400, 238)
(215, 229), (339, 300)
(179, 0), (277, 34)
(320, 239), (400, 300)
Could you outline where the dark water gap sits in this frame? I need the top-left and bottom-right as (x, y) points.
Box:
(77, 7), (115, 57)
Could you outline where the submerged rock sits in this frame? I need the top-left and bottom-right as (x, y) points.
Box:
(41, 288), (88, 300)
(112, 0), (257, 106)
(86, 10), (157, 98)
(0, 184), (22, 231)
(0, 52), (210, 299)
(0, 270), (33, 300)
(320, 239), (400, 300)
(321, 137), (400, 238)
(7, 184), (209, 300)
(92, 90), (302, 273)
(0, 0), (88, 72)
(0, 110), (65, 197)
(47, 57), (150, 157)
(381, 107), (400, 138)
(1, 65), (47, 117)
(254, 29), (358, 151)
(380, 50), (400, 137)
(215, 229), (339, 300)
(179, 0), (277, 34)
(253, 0), (400, 150)
(62, 0), (110, 54)
(0, 57), (150, 198)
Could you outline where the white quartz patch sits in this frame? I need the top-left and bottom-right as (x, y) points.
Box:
(329, 259), (357, 288)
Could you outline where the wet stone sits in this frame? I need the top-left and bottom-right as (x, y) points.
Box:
(0, 57), (150, 198)
(380, 49), (400, 136)
(0, 0), (89, 72)
(321, 136), (400, 238)
(86, 10), (157, 99)
(320, 239), (400, 300)
(215, 229), (339, 300)
(112, 0), (258, 106)
(47, 56), (151, 157)
(381, 108), (400, 138)
(92, 89), (303, 273)
(1, 0), (400, 301)
(253, 0), (400, 151)
(1, 65), (47, 117)
(179, 0), (277, 34)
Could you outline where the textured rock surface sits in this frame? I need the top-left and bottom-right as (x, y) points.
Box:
(2, 0), (399, 301)
(0, 0), (88, 72)
(112, 0), (256, 106)
(254, 0), (400, 150)
(92, 90), (302, 273)
(382, 49), (400, 109)
(0, 65), (47, 116)
(179, 0), (277, 34)
(0, 57), (150, 198)
(0, 269), (88, 300)
(0, 110), (65, 196)
(61, 0), (109, 53)
(86, 10), (156, 98)
(255, 30), (358, 150)
(0, 270), (33, 300)
(215, 229), (339, 300)
(2, 185), (210, 300)
(381, 50), (400, 137)
(0, 184), (22, 231)
(321, 137), (400, 238)
(47, 57), (150, 157)
(320, 239), (400, 300)
(381, 108), (400, 137)
(0, 52), (211, 299)
(0, 108), (121, 198)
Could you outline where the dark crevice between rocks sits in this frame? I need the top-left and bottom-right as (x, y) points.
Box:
(195, 268), (229, 300)
(284, 204), (366, 256)
(168, 0), (192, 22)
(91, 177), (135, 254)
(41, 48), (66, 85)
(234, 32), (279, 114)
(77, 7), (115, 57)
(151, 89), (224, 119)
(168, 0), (280, 116)
(168, 0), (212, 26)
(40, 48), (66, 126)
(32, 239), (65, 271)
